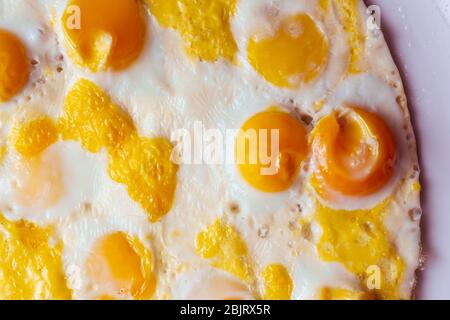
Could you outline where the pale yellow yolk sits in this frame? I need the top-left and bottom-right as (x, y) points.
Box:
(186, 275), (253, 300)
(12, 152), (63, 209)
(147, 0), (237, 62)
(62, 0), (146, 71)
(319, 287), (377, 300)
(316, 200), (405, 300)
(261, 264), (293, 300)
(236, 110), (308, 193)
(335, 0), (364, 73)
(248, 14), (328, 88)
(13, 116), (59, 158)
(58, 79), (178, 222)
(311, 107), (397, 198)
(87, 232), (156, 300)
(0, 29), (29, 103)
(0, 214), (71, 299)
(196, 220), (254, 283)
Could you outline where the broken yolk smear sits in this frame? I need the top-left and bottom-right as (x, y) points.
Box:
(0, 213), (71, 299)
(319, 287), (377, 300)
(87, 232), (156, 300)
(196, 219), (254, 283)
(319, 0), (330, 12)
(334, 0), (365, 73)
(236, 110), (308, 193)
(147, 0), (237, 62)
(13, 116), (59, 158)
(0, 29), (29, 103)
(261, 264), (293, 300)
(62, 0), (146, 71)
(311, 107), (397, 197)
(0, 144), (6, 164)
(248, 13), (328, 88)
(58, 79), (178, 222)
(316, 200), (405, 300)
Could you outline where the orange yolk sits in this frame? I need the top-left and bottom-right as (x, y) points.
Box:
(62, 0), (146, 71)
(311, 107), (397, 197)
(248, 14), (328, 88)
(0, 29), (29, 103)
(236, 110), (308, 193)
(87, 232), (156, 300)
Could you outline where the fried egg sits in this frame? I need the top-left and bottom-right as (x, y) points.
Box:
(0, 0), (422, 300)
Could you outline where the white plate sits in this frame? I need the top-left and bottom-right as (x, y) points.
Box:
(366, 0), (450, 299)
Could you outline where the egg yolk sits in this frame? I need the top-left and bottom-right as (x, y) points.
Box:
(248, 14), (328, 88)
(319, 287), (377, 300)
(58, 79), (178, 222)
(185, 274), (253, 300)
(311, 107), (397, 198)
(12, 152), (63, 209)
(87, 232), (156, 300)
(0, 144), (6, 164)
(0, 29), (29, 103)
(316, 200), (404, 300)
(62, 0), (146, 71)
(334, 0), (364, 73)
(236, 110), (308, 193)
(147, 0), (237, 62)
(13, 116), (59, 158)
(261, 264), (293, 300)
(196, 219), (254, 283)
(0, 214), (71, 299)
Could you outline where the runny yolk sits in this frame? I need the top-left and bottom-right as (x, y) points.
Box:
(147, 0), (238, 62)
(0, 29), (29, 103)
(311, 107), (397, 198)
(236, 110), (308, 193)
(261, 264), (293, 300)
(248, 13), (329, 89)
(62, 0), (147, 72)
(87, 232), (156, 300)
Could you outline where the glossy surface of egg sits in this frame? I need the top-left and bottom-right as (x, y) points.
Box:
(0, 29), (30, 102)
(0, 0), (421, 300)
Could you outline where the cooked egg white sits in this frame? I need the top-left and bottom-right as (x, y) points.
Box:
(0, 0), (421, 300)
